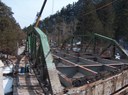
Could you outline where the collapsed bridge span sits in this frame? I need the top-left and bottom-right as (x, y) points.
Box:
(25, 27), (128, 95)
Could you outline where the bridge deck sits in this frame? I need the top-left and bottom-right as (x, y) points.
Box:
(13, 55), (44, 95)
(13, 73), (44, 95)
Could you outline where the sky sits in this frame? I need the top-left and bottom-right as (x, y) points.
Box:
(1, 0), (78, 28)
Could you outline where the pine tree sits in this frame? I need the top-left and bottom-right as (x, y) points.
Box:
(0, 1), (24, 55)
(114, 0), (128, 40)
(96, 0), (115, 37)
(76, 0), (103, 36)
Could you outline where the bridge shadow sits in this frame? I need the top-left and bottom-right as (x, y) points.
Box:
(13, 74), (42, 95)
(25, 74), (38, 95)
(13, 55), (43, 95)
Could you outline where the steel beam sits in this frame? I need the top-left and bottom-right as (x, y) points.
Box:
(53, 54), (98, 75)
(94, 33), (128, 57)
(34, 27), (63, 94)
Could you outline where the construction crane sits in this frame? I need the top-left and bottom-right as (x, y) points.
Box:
(35, 0), (47, 27)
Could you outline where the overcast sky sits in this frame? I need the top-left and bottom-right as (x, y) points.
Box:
(2, 0), (78, 28)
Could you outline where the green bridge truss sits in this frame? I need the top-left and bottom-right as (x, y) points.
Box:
(27, 27), (63, 94)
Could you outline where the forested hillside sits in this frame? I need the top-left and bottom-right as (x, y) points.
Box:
(25, 0), (128, 45)
(0, 1), (25, 55)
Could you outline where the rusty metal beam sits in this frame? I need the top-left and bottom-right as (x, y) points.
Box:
(105, 64), (117, 69)
(82, 64), (103, 67)
(53, 54), (98, 75)
(112, 85), (128, 95)
(96, 57), (123, 64)
(53, 51), (101, 65)
(57, 71), (73, 87)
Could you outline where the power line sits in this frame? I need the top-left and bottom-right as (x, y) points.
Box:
(52, 0), (54, 14)
(83, 0), (118, 16)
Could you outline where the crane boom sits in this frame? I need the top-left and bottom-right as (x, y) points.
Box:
(35, 0), (47, 27)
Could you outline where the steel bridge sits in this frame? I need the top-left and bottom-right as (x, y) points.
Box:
(23, 26), (128, 95)
(20, 1), (128, 94)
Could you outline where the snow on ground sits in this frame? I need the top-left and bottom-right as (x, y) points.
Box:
(17, 46), (25, 55)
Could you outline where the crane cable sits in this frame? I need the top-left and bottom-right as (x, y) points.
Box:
(52, 0), (54, 14)
(35, 0), (47, 27)
(83, 0), (118, 16)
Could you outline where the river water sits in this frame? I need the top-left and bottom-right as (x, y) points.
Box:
(3, 76), (13, 95)
(2, 64), (13, 95)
